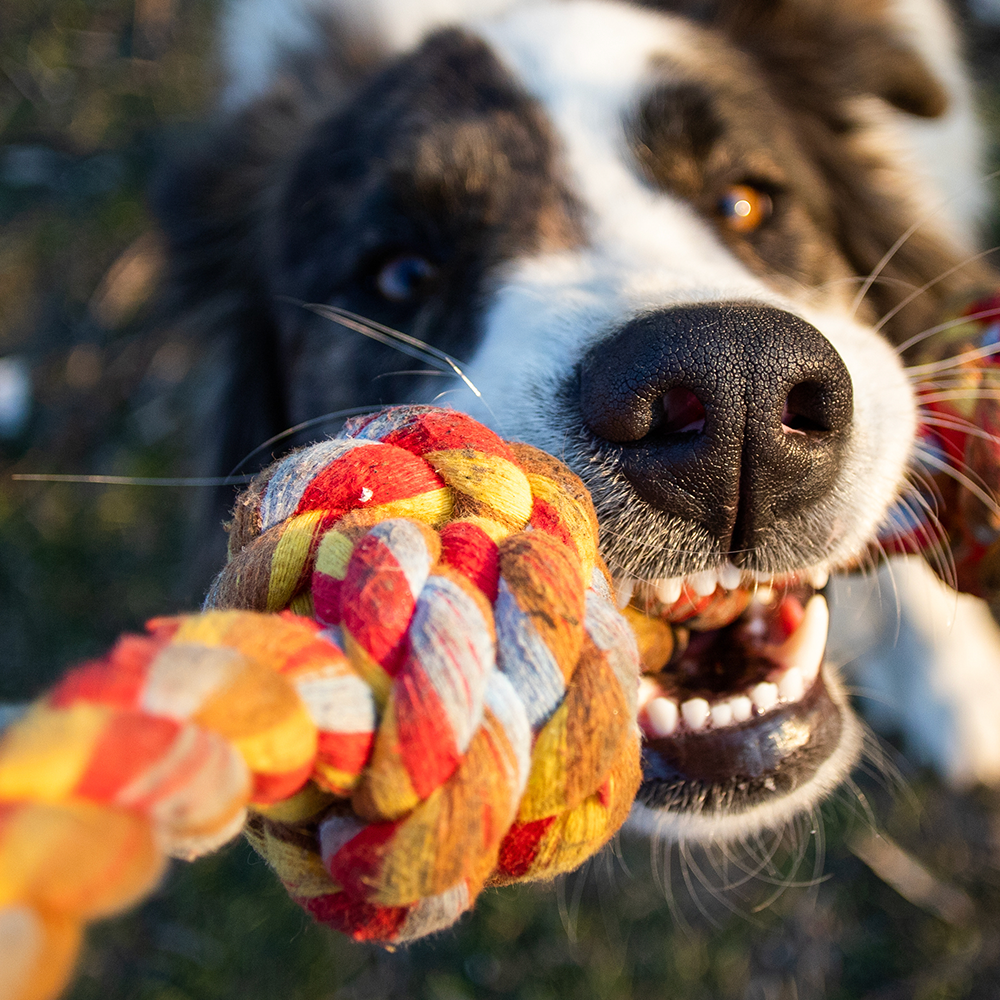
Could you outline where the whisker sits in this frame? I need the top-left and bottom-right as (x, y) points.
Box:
(292, 300), (483, 400)
(905, 334), (1000, 376)
(897, 303), (1000, 356)
(811, 274), (921, 296)
(371, 369), (453, 380)
(852, 167), (1000, 320)
(918, 414), (1000, 446)
(912, 375), (999, 387)
(10, 473), (253, 487)
(876, 244), (1000, 333)
(871, 534), (904, 638)
(914, 390), (1000, 404)
(228, 405), (384, 477)
(899, 477), (956, 591)
(851, 223), (935, 319)
(913, 443), (1000, 517)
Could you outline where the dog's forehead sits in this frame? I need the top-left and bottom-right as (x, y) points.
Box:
(473, 1), (706, 127)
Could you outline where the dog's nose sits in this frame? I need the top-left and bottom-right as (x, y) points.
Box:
(579, 303), (853, 558)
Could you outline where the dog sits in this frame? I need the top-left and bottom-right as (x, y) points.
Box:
(155, 0), (997, 847)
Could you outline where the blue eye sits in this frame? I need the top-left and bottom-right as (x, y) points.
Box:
(376, 255), (439, 302)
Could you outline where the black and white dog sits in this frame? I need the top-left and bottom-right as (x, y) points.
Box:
(157, 0), (997, 844)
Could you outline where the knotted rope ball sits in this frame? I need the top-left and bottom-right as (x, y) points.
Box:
(207, 405), (642, 939)
(0, 405), (642, 1000)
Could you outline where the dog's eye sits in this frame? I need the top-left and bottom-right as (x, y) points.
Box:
(717, 184), (773, 234)
(376, 255), (440, 303)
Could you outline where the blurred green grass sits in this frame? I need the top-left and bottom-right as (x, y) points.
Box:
(3, 2), (1000, 998)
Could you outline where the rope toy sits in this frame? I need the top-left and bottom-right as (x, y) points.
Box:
(0, 405), (641, 1000)
(880, 292), (1000, 611)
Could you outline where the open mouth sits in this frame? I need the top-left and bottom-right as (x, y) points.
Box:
(617, 566), (855, 834)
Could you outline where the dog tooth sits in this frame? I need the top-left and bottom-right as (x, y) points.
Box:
(718, 562), (742, 591)
(756, 585), (775, 606)
(647, 697), (679, 736)
(730, 695), (753, 722)
(808, 566), (830, 590)
(689, 570), (717, 596)
(681, 697), (710, 730)
(710, 701), (734, 728)
(637, 676), (661, 710)
(614, 577), (636, 609)
(778, 666), (805, 703)
(751, 682), (779, 713)
(771, 594), (828, 683)
(655, 577), (684, 605)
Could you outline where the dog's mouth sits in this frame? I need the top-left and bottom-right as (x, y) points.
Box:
(620, 569), (854, 834)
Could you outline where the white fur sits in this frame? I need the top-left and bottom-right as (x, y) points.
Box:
(830, 557), (1000, 788)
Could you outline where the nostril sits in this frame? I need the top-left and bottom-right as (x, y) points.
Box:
(659, 386), (706, 435)
(780, 381), (836, 436)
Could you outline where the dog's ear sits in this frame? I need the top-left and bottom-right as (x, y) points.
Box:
(643, 0), (950, 118)
(152, 96), (304, 478)
(862, 36), (950, 118)
(719, 0), (950, 118)
(644, 0), (990, 344)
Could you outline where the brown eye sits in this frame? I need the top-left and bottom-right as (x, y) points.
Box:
(717, 184), (772, 234)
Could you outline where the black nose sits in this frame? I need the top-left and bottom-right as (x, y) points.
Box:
(579, 303), (853, 558)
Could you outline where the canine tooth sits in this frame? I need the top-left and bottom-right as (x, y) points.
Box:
(778, 666), (805, 703)
(751, 682), (779, 713)
(647, 697), (679, 736)
(771, 594), (828, 683)
(614, 577), (636, 609)
(730, 696), (753, 722)
(681, 697), (710, 730)
(710, 701), (734, 727)
(718, 562), (742, 590)
(756, 585), (775, 606)
(689, 570), (717, 597)
(655, 577), (684, 605)
(809, 566), (830, 590)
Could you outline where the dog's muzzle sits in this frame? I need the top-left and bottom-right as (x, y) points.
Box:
(578, 303), (860, 834)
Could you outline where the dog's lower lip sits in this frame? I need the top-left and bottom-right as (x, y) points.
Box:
(637, 672), (843, 795)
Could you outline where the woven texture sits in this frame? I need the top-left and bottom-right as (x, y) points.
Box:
(0, 405), (642, 1000)
(207, 405), (641, 939)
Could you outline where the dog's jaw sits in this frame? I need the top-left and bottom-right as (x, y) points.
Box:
(627, 665), (864, 843)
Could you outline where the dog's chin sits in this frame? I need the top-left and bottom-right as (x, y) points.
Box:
(621, 574), (862, 843)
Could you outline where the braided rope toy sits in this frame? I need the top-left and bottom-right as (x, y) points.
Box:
(0, 406), (641, 1000)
